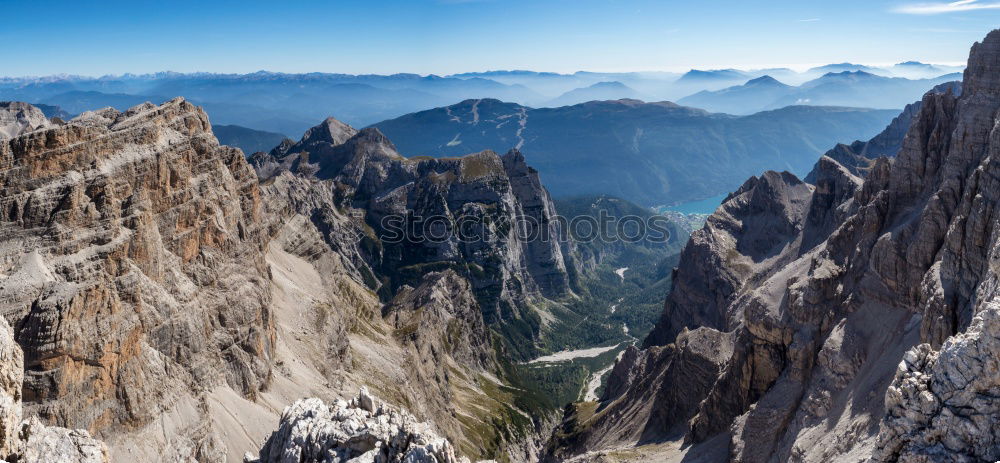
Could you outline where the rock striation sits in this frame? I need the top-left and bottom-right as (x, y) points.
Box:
(547, 29), (1000, 463)
(247, 388), (489, 463)
(0, 308), (108, 462)
(0, 98), (274, 457)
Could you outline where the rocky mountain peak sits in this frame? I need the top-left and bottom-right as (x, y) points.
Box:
(500, 148), (529, 172)
(300, 116), (358, 146)
(745, 75), (785, 87)
(350, 127), (399, 154)
(963, 29), (1000, 96)
(0, 101), (52, 139)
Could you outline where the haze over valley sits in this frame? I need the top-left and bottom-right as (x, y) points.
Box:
(1, 2), (999, 463)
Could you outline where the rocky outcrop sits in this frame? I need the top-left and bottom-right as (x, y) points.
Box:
(873, 304), (1000, 462)
(0, 102), (51, 139)
(17, 416), (109, 463)
(247, 388), (480, 463)
(0, 98), (273, 457)
(253, 117), (579, 360)
(548, 29), (1000, 463)
(544, 328), (732, 461)
(803, 81), (961, 183)
(0, 305), (108, 462)
(644, 170), (814, 347)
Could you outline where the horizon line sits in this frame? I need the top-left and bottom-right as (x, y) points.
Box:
(0, 61), (970, 81)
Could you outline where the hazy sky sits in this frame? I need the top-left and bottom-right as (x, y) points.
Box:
(3, 0), (998, 77)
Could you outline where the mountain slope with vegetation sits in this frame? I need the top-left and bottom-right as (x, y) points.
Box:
(374, 99), (898, 206)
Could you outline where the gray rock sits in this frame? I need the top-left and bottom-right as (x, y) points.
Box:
(248, 390), (481, 463)
(19, 416), (109, 463)
(0, 102), (51, 139)
(873, 304), (1000, 462)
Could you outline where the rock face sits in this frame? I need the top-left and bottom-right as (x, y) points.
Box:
(0, 96), (575, 462)
(248, 388), (479, 463)
(548, 29), (1000, 462)
(544, 328), (733, 461)
(252, 118), (579, 359)
(0, 102), (51, 139)
(0, 98), (274, 454)
(874, 304), (1000, 462)
(250, 116), (589, 461)
(643, 170), (814, 347)
(0, 306), (108, 462)
(385, 270), (497, 376)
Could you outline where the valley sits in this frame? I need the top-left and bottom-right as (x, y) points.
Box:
(1, 3), (998, 462)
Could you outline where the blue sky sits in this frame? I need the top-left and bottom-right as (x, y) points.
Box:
(2, 0), (998, 76)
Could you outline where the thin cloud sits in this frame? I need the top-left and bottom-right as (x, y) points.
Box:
(894, 0), (1000, 14)
(797, 18), (821, 22)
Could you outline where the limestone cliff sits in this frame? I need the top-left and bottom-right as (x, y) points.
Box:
(0, 98), (274, 459)
(0, 303), (108, 462)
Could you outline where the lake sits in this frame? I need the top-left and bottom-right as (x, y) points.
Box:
(659, 193), (727, 215)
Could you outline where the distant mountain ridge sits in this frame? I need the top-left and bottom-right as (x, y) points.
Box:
(679, 70), (960, 114)
(0, 64), (964, 135)
(372, 98), (898, 206)
(546, 81), (648, 107)
(0, 72), (543, 135)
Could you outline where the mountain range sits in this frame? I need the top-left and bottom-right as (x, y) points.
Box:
(0, 61), (961, 136)
(0, 95), (701, 462)
(0, 19), (998, 463)
(372, 98), (899, 207)
(678, 70), (960, 114)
